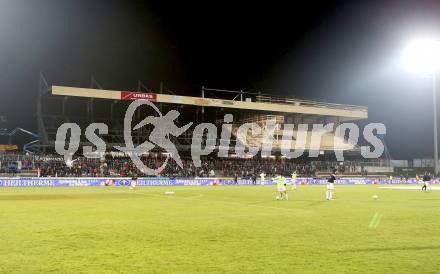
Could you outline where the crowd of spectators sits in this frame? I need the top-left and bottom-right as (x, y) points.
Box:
(0, 152), (369, 178)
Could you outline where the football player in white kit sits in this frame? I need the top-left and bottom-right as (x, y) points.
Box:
(260, 172), (266, 185)
(326, 170), (336, 201)
(291, 171), (297, 190)
(130, 175), (137, 190)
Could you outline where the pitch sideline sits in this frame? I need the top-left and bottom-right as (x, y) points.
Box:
(380, 186), (440, 190)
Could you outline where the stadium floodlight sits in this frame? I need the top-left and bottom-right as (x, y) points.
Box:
(402, 38), (440, 175)
(401, 39), (440, 73)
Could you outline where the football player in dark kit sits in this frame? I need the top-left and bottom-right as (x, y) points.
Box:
(326, 170), (336, 200)
(422, 172), (431, 192)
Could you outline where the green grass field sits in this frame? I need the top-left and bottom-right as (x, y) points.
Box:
(1, 185), (440, 273)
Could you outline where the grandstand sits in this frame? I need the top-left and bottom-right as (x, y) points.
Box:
(39, 79), (368, 154)
(0, 75), (388, 178)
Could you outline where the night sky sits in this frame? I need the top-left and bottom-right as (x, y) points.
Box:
(1, 0), (440, 159)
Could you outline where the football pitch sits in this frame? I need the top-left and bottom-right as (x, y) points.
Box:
(1, 185), (440, 273)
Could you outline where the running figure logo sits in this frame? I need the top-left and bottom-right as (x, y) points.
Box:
(115, 100), (192, 175)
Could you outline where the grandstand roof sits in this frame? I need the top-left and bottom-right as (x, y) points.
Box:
(52, 85), (368, 121)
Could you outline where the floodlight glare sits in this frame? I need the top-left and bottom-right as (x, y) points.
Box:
(401, 39), (440, 73)
(401, 38), (440, 176)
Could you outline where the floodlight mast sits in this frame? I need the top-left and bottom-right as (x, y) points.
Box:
(402, 39), (440, 176)
(433, 71), (438, 176)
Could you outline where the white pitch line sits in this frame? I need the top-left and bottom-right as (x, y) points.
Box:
(380, 186), (440, 190)
(133, 191), (310, 213)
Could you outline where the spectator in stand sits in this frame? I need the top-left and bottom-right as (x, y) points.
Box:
(1, 152), (381, 178)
